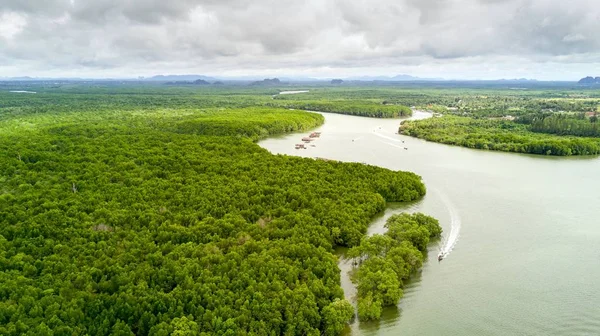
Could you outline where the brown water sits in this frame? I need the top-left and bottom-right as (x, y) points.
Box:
(259, 111), (600, 336)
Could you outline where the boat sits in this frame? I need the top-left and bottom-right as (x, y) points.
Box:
(438, 252), (444, 261)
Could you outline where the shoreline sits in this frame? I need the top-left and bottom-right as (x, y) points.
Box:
(261, 110), (437, 332)
(400, 115), (600, 156)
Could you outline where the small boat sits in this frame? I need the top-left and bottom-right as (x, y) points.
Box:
(438, 253), (445, 261)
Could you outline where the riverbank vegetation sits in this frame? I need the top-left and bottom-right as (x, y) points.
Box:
(392, 83), (600, 156)
(269, 99), (411, 118)
(0, 87), (428, 335)
(523, 113), (600, 137)
(347, 213), (441, 320)
(4, 81), (597, 333)
(400, 115), (600, 156)
(261, 85), (600, 118)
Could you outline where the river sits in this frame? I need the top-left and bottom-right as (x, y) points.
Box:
(278, 90), (309, 95)
(258, 111), (600, 336)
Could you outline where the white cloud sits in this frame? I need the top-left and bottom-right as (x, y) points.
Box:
(563, 34), (586, 42)
(0, 11), (27, 40)
(0, 0), (599, 79)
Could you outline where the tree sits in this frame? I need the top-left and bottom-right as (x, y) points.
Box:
(357, 293), (382, 321)
(321, 299), (354, 336)
(171, 317), (200, 336)
(111, 320), (135, 336)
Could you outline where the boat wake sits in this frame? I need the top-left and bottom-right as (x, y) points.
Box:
(372, 130), (404, 143)
(375, 139), (405, 150)
(433, 188), (461, 258)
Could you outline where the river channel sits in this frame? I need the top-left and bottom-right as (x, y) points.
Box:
(259, 111), (600, 336)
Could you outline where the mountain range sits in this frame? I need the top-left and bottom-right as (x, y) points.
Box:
(578, 76), (600, 84)
(344, 74), (444, 81)
(0, 74), (442, 82)
(0, 74), (577, 83)
(144, 75), (218, 82)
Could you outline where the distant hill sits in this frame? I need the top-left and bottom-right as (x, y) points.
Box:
(578, 76), (600, 84)
(278, 77), (321, 82)
(345, 74), (443, 81)
(250, 78), (282, 86)
(331, 79), (344, 84)
(3, 76), (35, 81)
(497, 78), (538, 82)
(164, 79), (211, 85)
(148, 75), (217, 82)
(0, 76), (99, 81)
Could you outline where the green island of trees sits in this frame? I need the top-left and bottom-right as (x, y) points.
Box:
(0, 87), (429, 335)
(268, 99), (412, 118)
(347, 213), (441, 320)
(400, 115), (600, 156)
(265, 87), (415, 117)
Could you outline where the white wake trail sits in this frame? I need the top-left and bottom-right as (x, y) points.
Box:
(367, 132), (461, 257)
(372, 130), (404, 143)
(433, 188), (461, 257)
(375, 139), (405, 150)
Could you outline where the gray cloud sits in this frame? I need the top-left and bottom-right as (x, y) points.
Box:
(0, 0), (599, 79)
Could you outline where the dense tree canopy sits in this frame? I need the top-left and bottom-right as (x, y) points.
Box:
(347, 213), (441, 321)
(400, 116), (600, 156)
(8, 82), (597, 333)
(525, 113), (600, 137)
(0, 89), (427, 335)
(268, 100), (411, 118)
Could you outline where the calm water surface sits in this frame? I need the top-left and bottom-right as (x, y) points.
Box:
(278, 90), (309, 95)
(259, 112), (600, 336)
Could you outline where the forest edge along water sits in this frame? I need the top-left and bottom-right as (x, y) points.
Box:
(0, 94), (435, 336)
(258, 110), (600, 336)
(3, 85), (600, 335)
(262, 110), (452, 332)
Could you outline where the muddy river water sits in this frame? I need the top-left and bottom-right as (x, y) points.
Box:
(259, 111), (600, 336)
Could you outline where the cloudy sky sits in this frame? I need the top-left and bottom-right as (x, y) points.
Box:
(1, 0), (599, 80)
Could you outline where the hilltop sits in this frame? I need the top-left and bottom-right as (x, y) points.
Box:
(578, 76), (600, 84)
